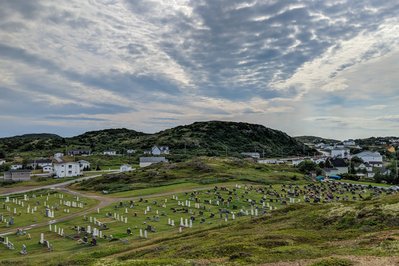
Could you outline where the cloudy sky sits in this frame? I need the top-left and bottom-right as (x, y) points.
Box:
(0, 0), (398, 139)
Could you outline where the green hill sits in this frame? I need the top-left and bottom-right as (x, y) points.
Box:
(0, 121), (315, 158)
(138, 121), (315, 157)
(75, 157), (302, 193)
(295, 135), (340, 145)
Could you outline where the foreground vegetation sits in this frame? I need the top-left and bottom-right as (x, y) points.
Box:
(1, 181), (399, 265)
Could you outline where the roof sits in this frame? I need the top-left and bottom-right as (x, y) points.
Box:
(354, 151), (381, 157)
(53, 157), (79, 164)
(329, 158), (348, 167)
(77, 160), (90, 164)
(140, 157), (167, 163)
(323, 168), (338, 172)
(6, 170), (31, 173)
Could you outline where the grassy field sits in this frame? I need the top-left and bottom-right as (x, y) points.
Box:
(0, 180), (398, 265)
(0, 189), (98, 231)
(74, 157), (304, 194)
(340, 179), (392, 188)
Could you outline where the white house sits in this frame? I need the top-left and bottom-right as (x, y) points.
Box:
(139, 157), (168, 168)
(343, 139), (356, 146)
(42, 165), (53, 173)
(29, 159), (52, 169)
(120, 164), (132, 172)
(292, 159), (305, 166)
(0, 159), (5, 165)
(315, 143), (325, 148)
(78, 160), (91, 171)
(241, 152), (260, 159)
(312, 157), (327, 164)
(356, 163), (373, 172)
(331, 148), (350, 159)
(353, 151), (383, 164)
(103, 150), (117, 156)
(11, 164), (23, 170)
(151, 146), (169, 155)
(54, 153), (64, 158)
(53, 158), (81, 178)
(258, 159), (284, 164)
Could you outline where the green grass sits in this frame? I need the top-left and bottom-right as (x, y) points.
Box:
(340, 179), (392, 188)
(0, 181), (398, 265)
(0, 189), (98, 231)
(75, 157), (304, 194)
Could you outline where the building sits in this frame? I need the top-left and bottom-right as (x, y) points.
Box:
(352, 151), (383, 164)
(139, 157), (168, 168)
(324, 158), (348, 176)
(67, 150), (91, 156)
(331, 148), (350, 159)
(78, 160), (91, 171)
(241, 152), (260, 159)
(387, 146), (396, 153)
(120, 164), (132, 172)
(10, 164), (23, 170)
(28, 159), (52, 169)
(3, 170), (31, 182)
(355, 163), (373, 172)
(323, 168), (342, 177)
(53, 158), (81, 178)
(103, 150), (117, 156)
(42, 165), (54, 173)
(343, 139), (356, 146)
(292, 159), (305, 166)
(54, 153), (64, 158)
(151, 146), (169, 155)
(258, 159), (284, 164)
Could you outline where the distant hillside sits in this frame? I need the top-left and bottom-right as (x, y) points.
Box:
(295, 135), (340, 145)
(67, 128), (148, 151)
(0, 121), (315, 158)
(0, 133), (64, 155)
(139, 121), (314, 157)
(355, 136), (399, 146)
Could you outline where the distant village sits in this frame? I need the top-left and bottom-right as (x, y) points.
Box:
(254, 138), (399, 183)
(0, 145), (169, 182)
(1, 137), (398, 184)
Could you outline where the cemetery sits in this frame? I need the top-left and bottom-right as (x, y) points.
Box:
(0, 190), (98, 230)
(0, 181), (397, 265)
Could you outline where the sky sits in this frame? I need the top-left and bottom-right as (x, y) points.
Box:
(0, 0), (398, 140)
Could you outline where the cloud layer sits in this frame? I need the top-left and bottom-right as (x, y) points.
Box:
(0, 0), (398, 139)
